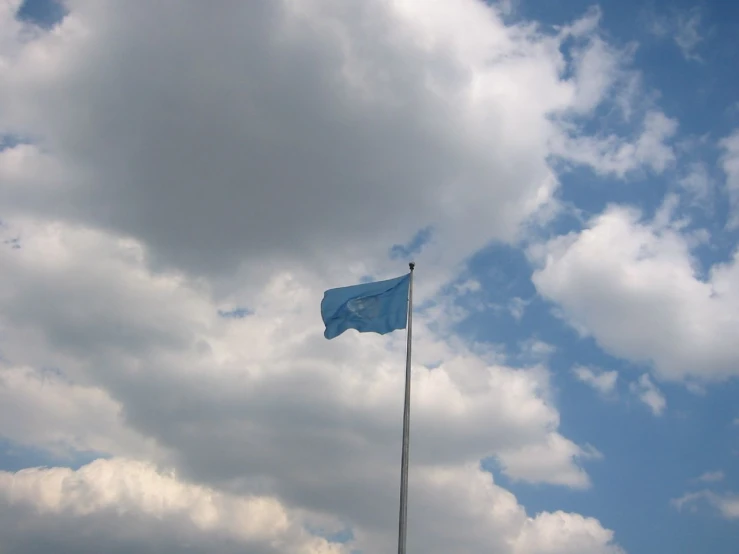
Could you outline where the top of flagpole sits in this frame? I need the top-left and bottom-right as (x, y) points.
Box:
(409, 262), (415, 272)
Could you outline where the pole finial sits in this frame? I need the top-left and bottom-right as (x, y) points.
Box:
(409, 262), (415, 272)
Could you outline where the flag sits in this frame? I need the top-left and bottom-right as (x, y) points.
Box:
(321, 273), (411, 340)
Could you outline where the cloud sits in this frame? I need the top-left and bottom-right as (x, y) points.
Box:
(672, 9), (705, 62)
(0, 0), (562, 286)
(0, 1), (646, 551)
(551, 111), (678, 178)
(0, 366), (156, 459)
(514, 511), (624, 554)
(497, 434), (602, 489)
(0, 0), (664, 290)
(0, 459), (624, 554)
(532, 205), (739, 383)
(648, 7), (706, 62)
(517, 339), (557, 363)
(672, 490), (739, 520)
(678, 162), (712, 204)
(0, 458), (343, 554)
(629, 374), (666, 416)
(0, 216), (610, 552)
(697, 471), (725, 484)
(572, 366), (618, 396)
(509, 297), (529, 321)
(720, 131), (739, 229)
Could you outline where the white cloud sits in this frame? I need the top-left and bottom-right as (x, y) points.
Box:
(509, 297), (529, 321)
(551, 111), (678, 178)
(518, 339), (557, 362)
(0, 0), (565, 288)
(697, 471), (725, 483)
(715, 495), (739, 519)
(0, 458), (343, 554)
(648, 7), (706, 62)
(678, 161), (712, 204)
(0, 0), (662, 291)
(629, 374), (666, 416)
(532, 205), (739, 383)
(673, 490), (739, 520)
(0, 459), (624, 554)
(455, 279), (482, 295)
(572, 366), (618, 396)
(0, 366), (156, 459)
(0, 216), (612, 552)
(720, 131), (739, 229)
(569, 35), (620, 114)
(673, 9), (705, 62)
(0, 1), (646, 551)
(497, 434), (602, 489)
(514, 511), (624, 554)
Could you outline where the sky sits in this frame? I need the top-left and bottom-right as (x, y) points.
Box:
(1, 0), (738, 553)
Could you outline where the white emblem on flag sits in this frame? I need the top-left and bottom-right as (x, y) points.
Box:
(346, 295), (382, 319)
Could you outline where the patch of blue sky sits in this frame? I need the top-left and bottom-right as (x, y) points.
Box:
(389, 226), (434, 261)
(305, 524), (355, 545)
(217, 307), (253, 319)
(16, 0), (67, 29)
(0, 134), (31, 151)
(0, 438), (107, 473)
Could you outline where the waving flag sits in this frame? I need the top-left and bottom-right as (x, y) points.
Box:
(320, 273), (411, 340)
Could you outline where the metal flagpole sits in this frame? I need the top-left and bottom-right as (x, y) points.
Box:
(397, 261), (415, 554)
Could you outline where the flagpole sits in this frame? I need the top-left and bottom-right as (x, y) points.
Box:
(397, 261), (414, 554)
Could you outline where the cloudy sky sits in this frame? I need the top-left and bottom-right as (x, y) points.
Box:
(1, 0), (739, 552)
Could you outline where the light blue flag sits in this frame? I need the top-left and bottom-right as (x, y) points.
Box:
(321, 273), (411, 340)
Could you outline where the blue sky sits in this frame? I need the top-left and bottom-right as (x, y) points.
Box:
(2, 0), (739, 553)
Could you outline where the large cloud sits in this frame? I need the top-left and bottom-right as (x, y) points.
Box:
(0, 459), (624, 554)
(531, 204), (739, 383)
(0, 0), (648, 551)
(0, 217), (602, 551)
(0, 458), (344, 554)
(0, 0), (670, 289)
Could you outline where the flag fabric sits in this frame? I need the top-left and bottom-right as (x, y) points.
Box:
(321, 273), (411, 340)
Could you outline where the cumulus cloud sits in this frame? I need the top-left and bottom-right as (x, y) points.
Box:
(0, 365), (156, 459)
(532, 205), (739, 383)
(497, 433), (602, 489)
(0, 459), (624, 554)
(0, 214), (620, 551)
(0, 458), (343, 554)
(514, 511), (624, 554)
(0, 0), (669, 289)
(0, 216), (591, 476)
(0, 0), (564, 288)
(0, 0), (645, 551)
